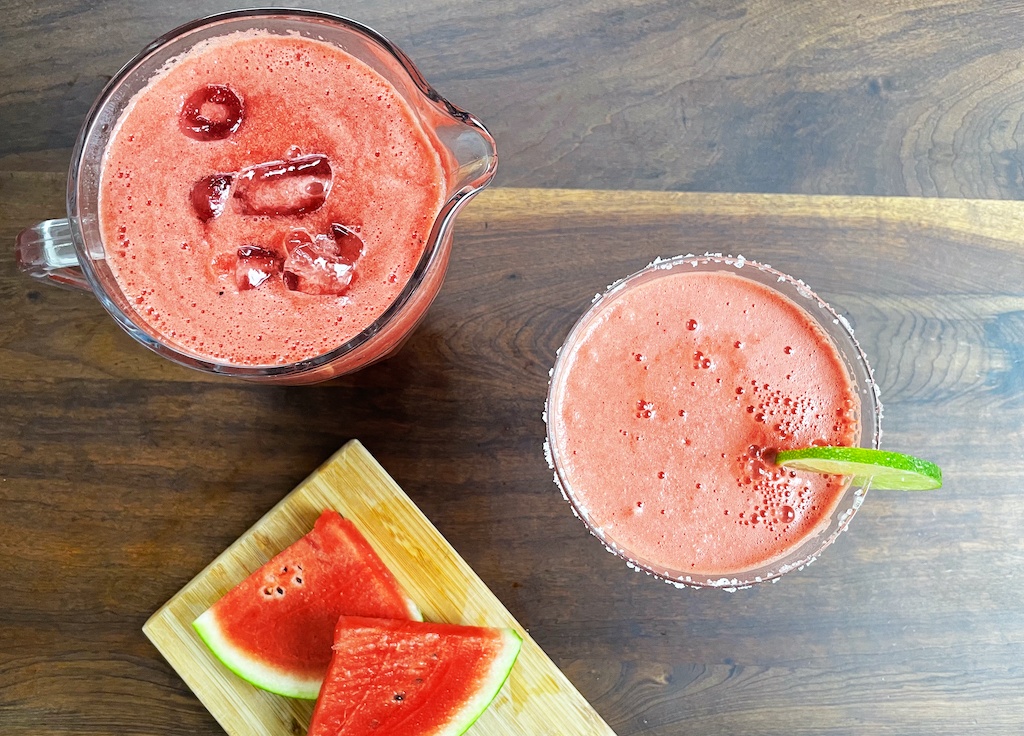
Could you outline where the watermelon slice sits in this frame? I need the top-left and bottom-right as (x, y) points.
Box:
(193, 510), (421, 699)
(308, 616), (522, 736)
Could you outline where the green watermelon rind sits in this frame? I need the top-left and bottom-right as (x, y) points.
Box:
(190, 511), (422, 700)
(192, 607), (323, 700)
(439, 627), (523, 736)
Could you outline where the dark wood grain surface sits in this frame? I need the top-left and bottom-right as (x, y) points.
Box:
(4, 2), (1024, 735)
(7, 0), (1024, 198)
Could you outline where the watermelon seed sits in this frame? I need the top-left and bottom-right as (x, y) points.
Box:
(276, 587), (284, 595)
(393, 692), (405, 701)
(295, 577), (303, 584)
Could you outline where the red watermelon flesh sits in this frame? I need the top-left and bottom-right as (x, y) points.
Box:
(308, 616), (522, 736)
(193, 510), (421, 699)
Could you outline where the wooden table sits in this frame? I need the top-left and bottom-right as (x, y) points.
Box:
(3, 3), (1024, 735)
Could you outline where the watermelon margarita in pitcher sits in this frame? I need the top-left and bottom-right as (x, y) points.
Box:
(100, 29), (446, 367)
(545, 255), (881, 588)
(16, 11), (496, 383)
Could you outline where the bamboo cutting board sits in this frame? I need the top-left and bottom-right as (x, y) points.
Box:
(143, 440), (616, 736)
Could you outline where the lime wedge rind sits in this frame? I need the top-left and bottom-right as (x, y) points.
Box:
(775, 447), (942, 491)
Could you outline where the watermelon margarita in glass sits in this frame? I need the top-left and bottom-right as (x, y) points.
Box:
(545, 255), (881, 588)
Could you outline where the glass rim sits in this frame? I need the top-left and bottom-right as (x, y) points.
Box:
(67, 7), (496, 378)
(544, 254), (883, 589)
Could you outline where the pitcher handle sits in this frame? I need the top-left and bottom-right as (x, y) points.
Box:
(16, 218), (92, 292)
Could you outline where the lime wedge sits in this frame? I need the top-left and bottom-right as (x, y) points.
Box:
(774, 447), (942, 491)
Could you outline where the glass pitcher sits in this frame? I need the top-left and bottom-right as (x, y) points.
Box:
(16, 9), (496, 384)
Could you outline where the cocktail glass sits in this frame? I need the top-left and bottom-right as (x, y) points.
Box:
(545, 254), (882, 588)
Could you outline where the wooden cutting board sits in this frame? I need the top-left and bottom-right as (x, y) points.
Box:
(143, 440), (616, 736)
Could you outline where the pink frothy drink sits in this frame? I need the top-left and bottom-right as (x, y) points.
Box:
(546, 256), (880, 588)
(98, 30), (448, 367)
(2, 10), (503, 383)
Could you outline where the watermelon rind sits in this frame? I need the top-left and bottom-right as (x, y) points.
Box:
(193, 607), (324, 699)
(191, 510), (422, 700)
(440, 627), (523, 736)
(308, 619), (524, 735)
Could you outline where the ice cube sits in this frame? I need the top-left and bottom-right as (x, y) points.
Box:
(190, 173), (233, 222)
(283, 237), (356, 296)
(282, 228), (315, 254)
(330, 223), (365, 262)
(179, 85), (244, 142)
(233, 154), (332, 217)
(235, 245), (283, 291)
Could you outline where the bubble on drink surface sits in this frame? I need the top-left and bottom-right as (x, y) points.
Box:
(282, 225), (364, 296)
(635, 399), (655, 419)
(179, 85), (244, 141)
(235, 245), (283, 291)
(190, 173), (233, 222)
(233, 154), (332, 217)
